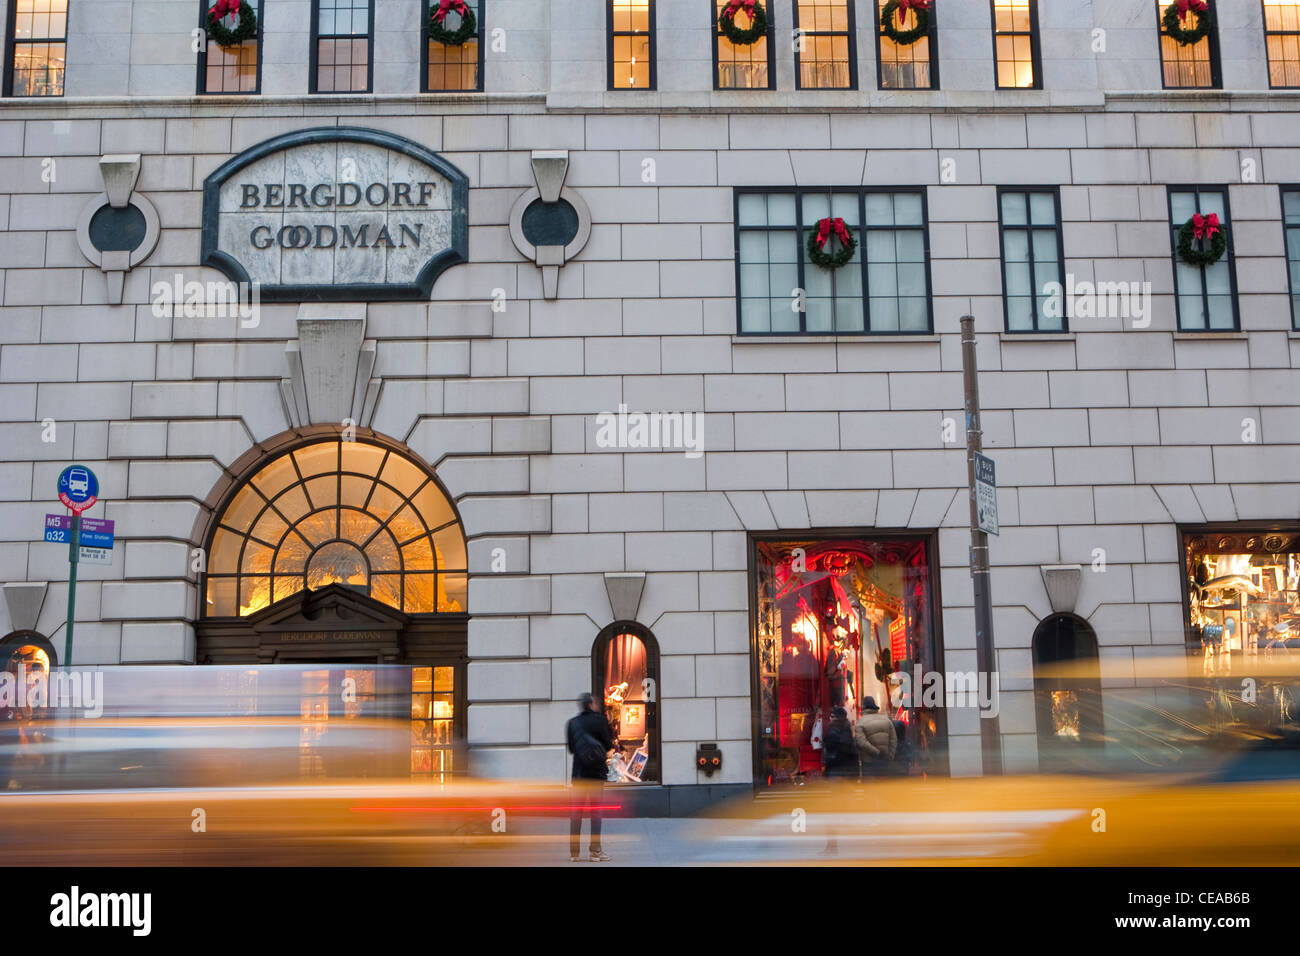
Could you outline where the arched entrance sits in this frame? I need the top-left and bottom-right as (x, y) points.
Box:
(194, 432), (468, 777)
(1032, 613), (1102, 769)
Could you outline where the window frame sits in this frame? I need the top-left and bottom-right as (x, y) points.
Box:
(1031, 613), (1103, 768)
(3, 0), (68, 98)
(1156, 0), (1222, 90)
(996, 185), (1066, 333)
(1282, 184), (1300, 329)
(712, 0), (776, 91)
(421, 0), (485, 93)
(309, 0), (376, 95)
(875, 0), (939, 90)
(591, 620), (661, 786)
(732, 185), (935, 337)
(606, 0), (656, 91)
(1165, 184), (1240, 332)
(1263, 0), (1300, 89)
(200, 436), (469, 619)
(196, 0), (264, 95)
(989, 0), (1042, 90)
(793, 0), (858, 91)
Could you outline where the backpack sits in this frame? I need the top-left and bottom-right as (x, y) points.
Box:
(572, 723), (607, 772)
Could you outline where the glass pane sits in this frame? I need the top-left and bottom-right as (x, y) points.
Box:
(1002, 192), (1028, 226)
(294, 442), (338, 478)
(1169, 191), (1197, 222)
(1005, 260), (1033, 298)
(865, 193), (895, 226)
(766, 194), (797, 225)
(738, 194), (768, 226)
(740, 297), (772, 333)
(1003, 229), (1030, 264)
(439, 572), (468, 612)
(893, 193), (923, 226)
(1007, 295), (1035, 330)
(365, 529), (400, 572)
(433, 524), (468, 570)
(1029, 192), (1057, 225)
(1031, 229), (1059, 265)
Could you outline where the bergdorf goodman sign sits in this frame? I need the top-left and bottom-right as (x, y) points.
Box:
(201, 127), (469, 301)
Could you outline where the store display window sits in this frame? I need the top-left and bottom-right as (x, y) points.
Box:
(1183, 528), (1300, 676)
(0, 631), (55, 721)
(1031, 614), (1102, 769)
(592, 622), (659, 784)
(752, 535), (941, 788)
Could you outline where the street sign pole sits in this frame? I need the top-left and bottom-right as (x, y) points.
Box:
(55, 464), (100, 669)
(65, 513), (80, 666)
(960, 315), (1003, 776)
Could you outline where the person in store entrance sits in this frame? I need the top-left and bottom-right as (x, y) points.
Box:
(821, 706), (859, 779)
(566, 692), (615, 862)
(853, 697), (897, 779)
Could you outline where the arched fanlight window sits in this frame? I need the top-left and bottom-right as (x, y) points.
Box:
(203, 439), (467, 617)
(1, 631), (56, 672)
(592, 622), (660, 785)
(1032, 613), (1102, 767)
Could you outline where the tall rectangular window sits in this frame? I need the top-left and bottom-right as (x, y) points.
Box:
(877, 0), (937, 89)
(199, 0), (261, 94)
(715, 0), (773, 89)
(1157, 0), (1219, 88)
(991, 0), (1040, 89)
(1283, 187), (1300, 328)
(4, 0), (67, 96)
(424, 0), (483, 91)
(1168, 187), (1237, 331)
(1265, 0), (1300, 88)
(735, 188), (931, 335)
(794, 0), (855, 90)
(608, 0), (654, 90)
(313, 0), (373, 93)
(998, 188), (1064, 332)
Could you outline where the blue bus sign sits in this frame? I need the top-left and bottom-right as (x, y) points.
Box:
(57, 464), (99, 513)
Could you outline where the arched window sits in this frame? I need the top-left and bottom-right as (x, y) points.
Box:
(1, 631), (57, 721)
(1032, 614), (1102, 767)
(203, 439), (467, 617)
(592, 622), (660, 785)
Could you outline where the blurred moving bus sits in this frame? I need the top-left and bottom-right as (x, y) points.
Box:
(0, 664), (464, 791)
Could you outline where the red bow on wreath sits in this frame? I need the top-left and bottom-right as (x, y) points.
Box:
(1192, 212), (1220, 240)
(815, 217), (853, 250)
(723, 0), (756, 17)
(895, 0), (932, 27)
(1176, 0), (1208, 19)
(433, 0), (469, 23)
(210, 0), (241, 20)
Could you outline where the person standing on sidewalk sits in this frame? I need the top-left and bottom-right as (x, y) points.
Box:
(566, 691), (615, 862)
(853, 696), (897, 779)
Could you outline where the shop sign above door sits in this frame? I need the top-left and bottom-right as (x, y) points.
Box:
(201, 127), (469, 301)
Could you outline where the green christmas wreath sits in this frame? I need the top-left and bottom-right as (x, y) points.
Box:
(718, 0), (767, 47)
(206, 0), (257, 51)
(880, 0), (931, 47)
(1162, 1), (1212, 47)
(1177, 215), (1227, 266)
(806, 218), (858, 270)
(429, 0), (477, 46)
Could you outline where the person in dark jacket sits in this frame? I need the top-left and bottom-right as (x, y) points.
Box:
(890, 718), (913, 776)
(565, 691), (615, 862)
(821, 705), (859, 779)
